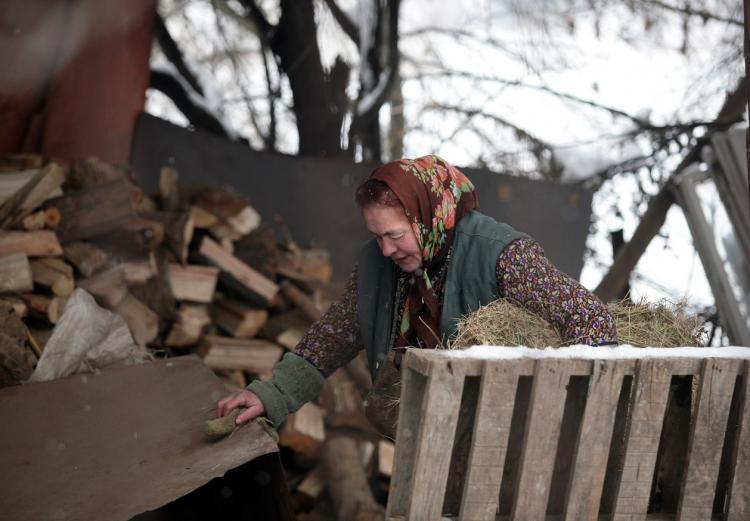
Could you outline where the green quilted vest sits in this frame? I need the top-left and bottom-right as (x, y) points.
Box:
(357, 210), (527, 379)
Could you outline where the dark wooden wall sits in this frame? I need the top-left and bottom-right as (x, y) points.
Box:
(132, 114), (594, 283)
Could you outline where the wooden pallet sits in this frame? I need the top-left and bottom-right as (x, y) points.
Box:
(386, 347), (750, 521)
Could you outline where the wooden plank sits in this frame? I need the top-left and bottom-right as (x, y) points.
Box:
(564, 360), (630, 521)
(459, 359), (522, 521)
(676, 358), (739, 521)
(612, 359), (673, 521)
(0, 253), (33, 293)
(198, 236), (278, 305)
(0, 230), (63, 257)
(511, 359), (571, 521)
(406, 358), (466, 520)
(727, 360), (750, 520)
(387, 361), (433, 517)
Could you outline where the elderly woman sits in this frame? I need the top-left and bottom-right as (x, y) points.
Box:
(218, 155), (617, 437)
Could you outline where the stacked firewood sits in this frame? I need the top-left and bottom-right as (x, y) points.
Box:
(0, 154), (393, 519)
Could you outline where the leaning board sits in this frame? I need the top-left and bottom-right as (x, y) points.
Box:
(386, 346), (750, 521)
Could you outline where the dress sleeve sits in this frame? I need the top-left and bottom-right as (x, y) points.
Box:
(293, 265), (364, 376)
(496, 238), (617, 346)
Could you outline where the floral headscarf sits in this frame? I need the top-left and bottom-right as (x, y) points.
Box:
(370, 155), (477, 348)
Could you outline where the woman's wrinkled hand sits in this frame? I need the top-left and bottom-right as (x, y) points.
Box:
(216, 389), (266, 425)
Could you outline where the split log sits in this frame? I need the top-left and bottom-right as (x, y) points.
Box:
(145, 212), (194, 263)
(0, 230), (63, 257)
(198, 335), (283, 374)
(279, 280), (322, 321)
(122, 255), (158, 285)
(297, 249), (333, 285)
(321, 435), (385, 521)
(164, 303), (211, 348)
(29, 257), (75, 297)
(20, 207), (60, 230)
(189, 205), (218, 229)
(319, 368), (371, 431)
(0, 163), (65, 227)
(209, 222), (243, 243)
(377, 439), (394, 478)
(112, 293), (159, 345)
(22, 293), (67, 324)
(0, 296), (28, 317)
(63, 242), (110, 277)
(194, 185), (247, 220)
(0, 253), (33, 293)
(295, 466), (326, 509)
(261, 310), (311, 350)
(51, 177), (135, 242)
(212, 298), (268, 338)
(167, 264), (219, 303)
(120, 217), (165, 252)
(227, 205), (260, 235)
(77, 265), (128, 307)
(279, 402), (326, 458)
(197, 236), (279, 306)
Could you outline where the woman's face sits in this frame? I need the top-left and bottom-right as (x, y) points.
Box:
(362, 204), (422, 273)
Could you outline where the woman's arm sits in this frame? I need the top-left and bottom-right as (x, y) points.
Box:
(496, 238), (617, 346)
(219, 266), (364, 427)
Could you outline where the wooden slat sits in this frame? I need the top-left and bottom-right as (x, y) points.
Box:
(612, 359), (673, 521)
(677, 358), (739, 521)
(387, 363), (427, 518)
(727, 360), (750, 520)
(458, 359), (522, 521)
(405, 358), (466, 520)
(511, 359), (571, 521)
(564, 360), (631, 521)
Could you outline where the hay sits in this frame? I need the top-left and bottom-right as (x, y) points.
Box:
(450, 298), (706, 349)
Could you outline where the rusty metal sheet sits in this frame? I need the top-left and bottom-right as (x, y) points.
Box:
(0, 356), (277, 521)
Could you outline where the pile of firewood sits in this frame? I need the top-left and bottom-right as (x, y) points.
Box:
(0, 154), (393, 519)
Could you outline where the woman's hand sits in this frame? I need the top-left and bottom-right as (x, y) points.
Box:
(217, 389), (266, 425)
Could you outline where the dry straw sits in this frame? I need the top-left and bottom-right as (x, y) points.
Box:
(450, 297), (706, 349)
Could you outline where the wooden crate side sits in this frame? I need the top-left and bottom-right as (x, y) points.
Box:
(612, 359), (673, 521)
(386, 363), (427, 517)
(458, 359), (525, 521)
(727, 360), (750, 521)
(675, 358), (740, 521)
(510, 359), (572, 521)
(564, 360), (632, 521)
(406, 358), (467, 520)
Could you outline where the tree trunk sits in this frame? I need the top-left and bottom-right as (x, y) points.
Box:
(274, 0), (348, 157)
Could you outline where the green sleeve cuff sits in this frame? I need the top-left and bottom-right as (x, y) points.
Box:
(247, 352), (325, 428)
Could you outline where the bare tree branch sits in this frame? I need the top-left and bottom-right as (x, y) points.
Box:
(636, 0), (742, 26)
(149, 69), (232, 138)
(423, 101), (561, 179)
(154, 13), (204, 96)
